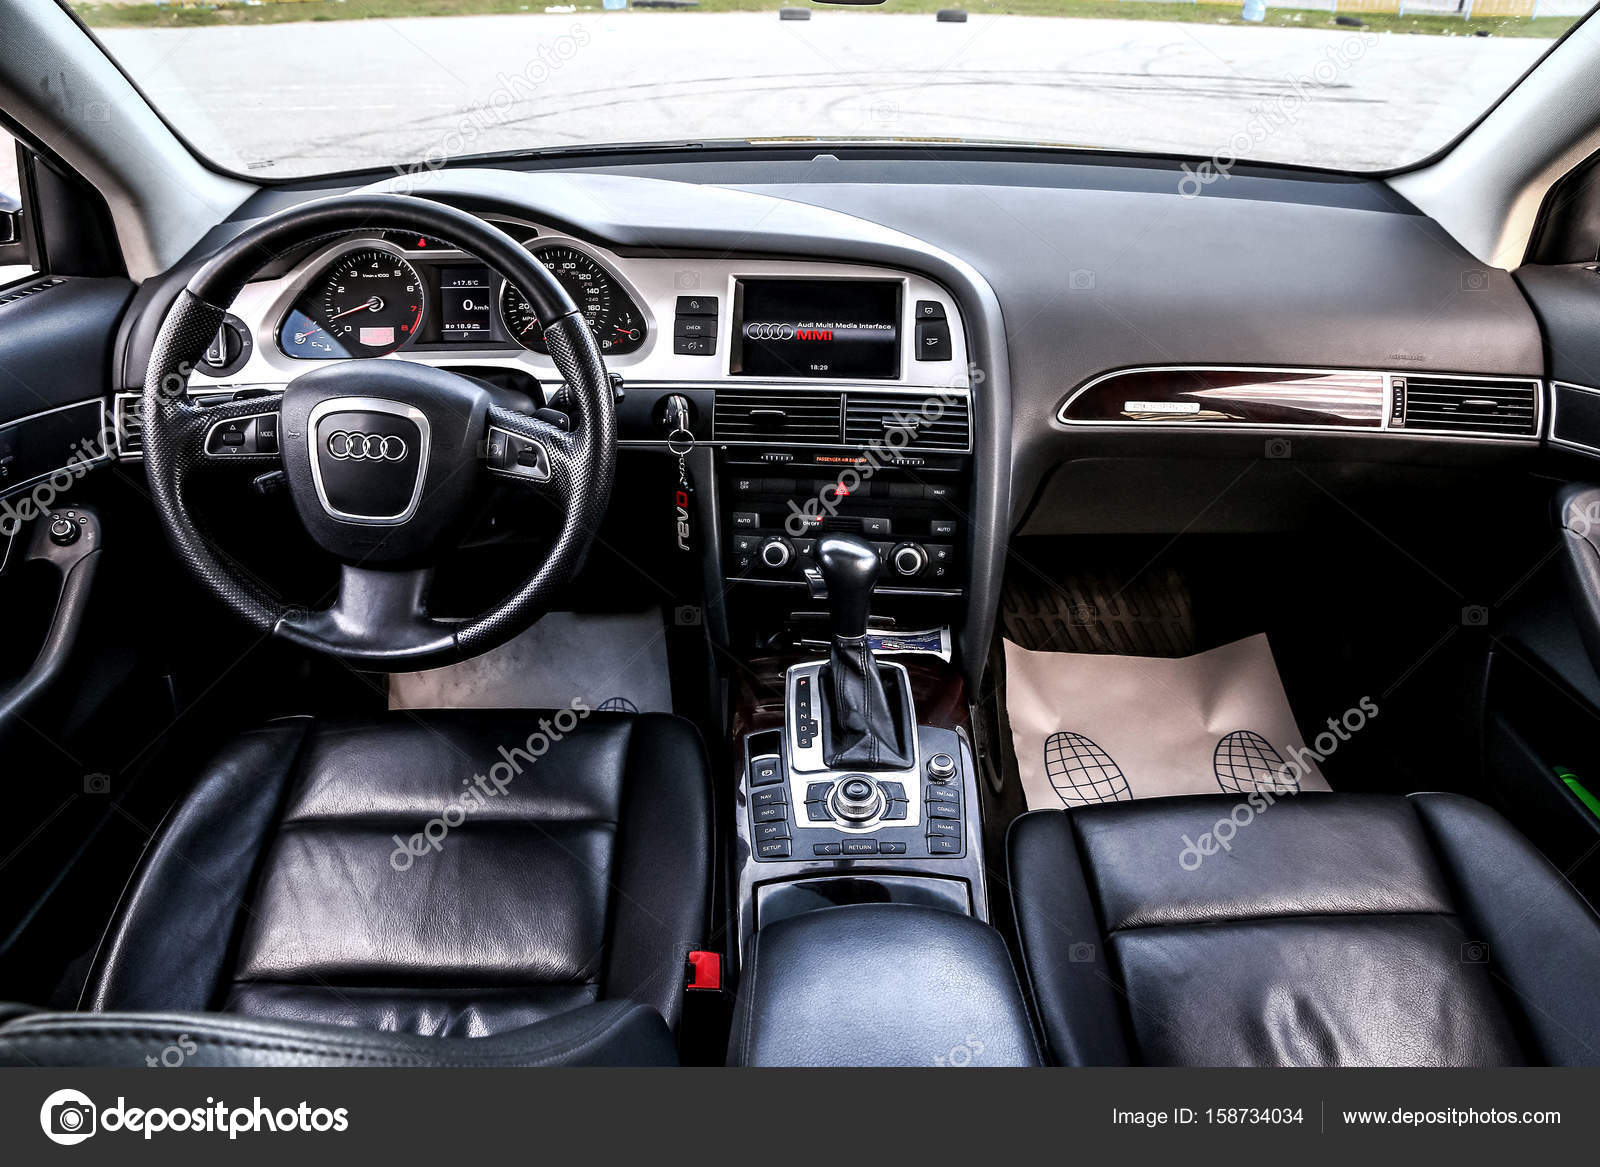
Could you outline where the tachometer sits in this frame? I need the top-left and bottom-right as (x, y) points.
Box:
(313, 247), (425, 356)
(499, 244), (646, 355)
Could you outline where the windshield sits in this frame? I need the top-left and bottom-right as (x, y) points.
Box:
(66, 0), (1594, 179)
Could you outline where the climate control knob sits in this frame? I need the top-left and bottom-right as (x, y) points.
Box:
(890, 542), (928, 578)
(760, 537), (793, 569)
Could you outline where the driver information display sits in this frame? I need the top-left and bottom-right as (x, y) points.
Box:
(438, 266), (496, 343)
(733, 280), (900, 379)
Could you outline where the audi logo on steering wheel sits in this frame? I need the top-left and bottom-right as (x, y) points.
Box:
(743, 322), (796, 341)
(326, 431), (408, 462)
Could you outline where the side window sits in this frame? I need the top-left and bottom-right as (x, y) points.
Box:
(0, 129), (35, 286)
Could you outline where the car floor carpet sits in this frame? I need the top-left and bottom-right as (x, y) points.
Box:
(1003, 633), (1332, 808)
(388, 609), (673, 713)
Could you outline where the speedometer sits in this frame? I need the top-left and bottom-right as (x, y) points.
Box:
(499, 244), (646, 355)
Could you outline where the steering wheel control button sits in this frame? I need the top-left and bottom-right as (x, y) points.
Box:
(48, 515), (79, 546)
(927, 753), (957, 783)
(307, 398), (428, 525)
(205, 412), (283, 457)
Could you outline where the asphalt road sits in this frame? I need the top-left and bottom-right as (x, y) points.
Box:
(101, 13), (1554, 176)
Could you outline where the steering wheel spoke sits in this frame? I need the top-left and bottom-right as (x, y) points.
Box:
(182, 393), (285, 464)
(482, 405), (580, 504)
(277, 564), (455, 665)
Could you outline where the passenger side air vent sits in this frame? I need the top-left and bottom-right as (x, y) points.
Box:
(844, 393), (971, 451)
(1399, 376), (1539, 437)
(713, 390), (843, 444)
(0, 277), (65, 307)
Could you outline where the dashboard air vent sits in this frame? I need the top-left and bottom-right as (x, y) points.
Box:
(1400, 377), (1538, 437)
(845, 392), (970, 451)
(0, 277), (65, 307)
(714, 390), (843, 444)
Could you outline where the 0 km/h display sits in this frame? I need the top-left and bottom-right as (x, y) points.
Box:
(499, 244), (647, 355)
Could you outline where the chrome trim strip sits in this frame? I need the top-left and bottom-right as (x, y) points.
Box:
(1055, 365), (1544, 442)
(306, 396), (431, 526)
(0, 399), (115, 502)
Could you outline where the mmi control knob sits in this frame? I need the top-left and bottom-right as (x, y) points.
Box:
(760, 537), (793, 570)
(890, 542), (928, 578)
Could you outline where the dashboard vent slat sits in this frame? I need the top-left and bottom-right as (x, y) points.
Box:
(1400, 377), (1539, 437)
(844, 393), (971, 452)
(0, 277), (66, 307)
(713, 390), (844, 443)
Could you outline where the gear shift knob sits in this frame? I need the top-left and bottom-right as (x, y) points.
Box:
(818, 533), (879, 640)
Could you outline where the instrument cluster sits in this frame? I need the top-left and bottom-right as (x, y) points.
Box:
(276, 234), (648, 360)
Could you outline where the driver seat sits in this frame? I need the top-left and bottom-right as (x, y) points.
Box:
(2, 709), (711, 1065)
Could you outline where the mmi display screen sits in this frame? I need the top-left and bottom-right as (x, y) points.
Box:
(732, 280), (900, 379)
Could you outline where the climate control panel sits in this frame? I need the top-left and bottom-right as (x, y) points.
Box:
(723, 470), (962, 592)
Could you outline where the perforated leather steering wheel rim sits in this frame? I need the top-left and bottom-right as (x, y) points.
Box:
(141, 194), (616, 669)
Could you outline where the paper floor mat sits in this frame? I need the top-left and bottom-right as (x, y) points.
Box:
(1003, 633), (1330, 809)
(389, 610), (671, 713)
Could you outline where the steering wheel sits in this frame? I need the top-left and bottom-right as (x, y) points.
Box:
(142, 194), (616, 670)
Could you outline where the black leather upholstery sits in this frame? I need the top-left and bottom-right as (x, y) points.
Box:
(82, 710), (711, 1043)
(1008, 792), (1600, 1066)
(729, 904), (1043, 1067)
(0, 1000), (677, 1067)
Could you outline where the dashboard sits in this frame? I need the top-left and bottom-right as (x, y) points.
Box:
(89, 160), (1574, 670)
(185, 218), (969, 397)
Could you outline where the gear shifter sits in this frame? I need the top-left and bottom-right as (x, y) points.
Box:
(816, 534), (914, 770)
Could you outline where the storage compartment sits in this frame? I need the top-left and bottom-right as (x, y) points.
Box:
(728, 902), (1040, 1066)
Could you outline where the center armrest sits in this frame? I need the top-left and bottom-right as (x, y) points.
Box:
(727, 903), (1043, 1067)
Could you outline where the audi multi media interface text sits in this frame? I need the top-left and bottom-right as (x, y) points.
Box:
(731, 280), (901, 379)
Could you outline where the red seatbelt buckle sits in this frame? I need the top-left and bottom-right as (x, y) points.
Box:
(685, 950), (721, 992)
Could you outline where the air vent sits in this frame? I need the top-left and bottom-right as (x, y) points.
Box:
(713, 390), (843, 444)
(0, 277), (65, 307)
(114, 394), (144, 457)
(845, 392), (971, 451)
(1400, 376), (1539, 437)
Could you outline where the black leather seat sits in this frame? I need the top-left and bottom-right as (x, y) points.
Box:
(0, 710), (711, 1066)
(1008, 792), (1600, 1067)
